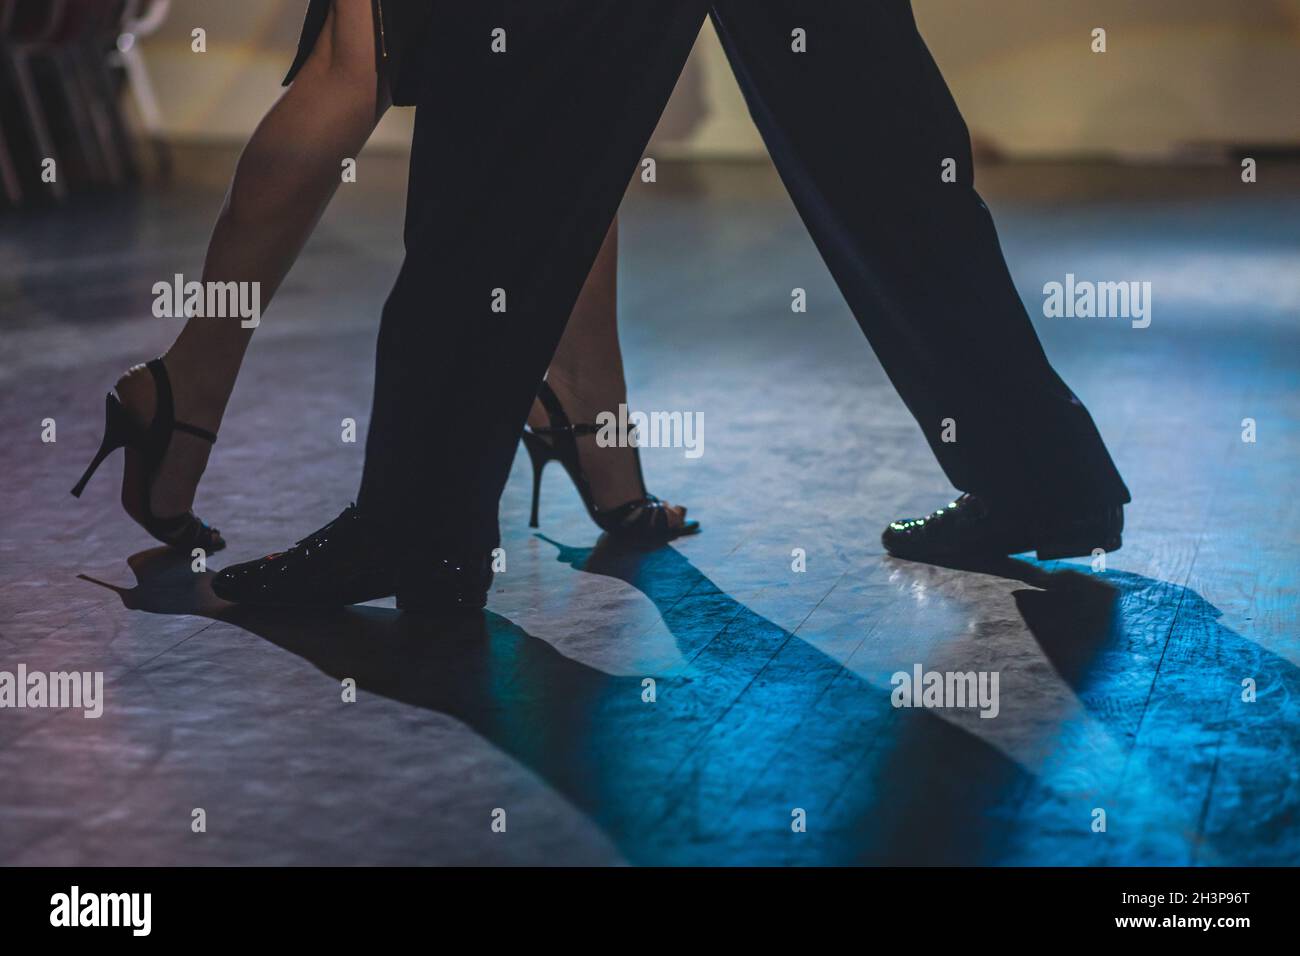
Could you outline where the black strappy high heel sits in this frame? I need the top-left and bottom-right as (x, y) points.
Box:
(70, 358), (225, 553)
(522, 380), (699, 545)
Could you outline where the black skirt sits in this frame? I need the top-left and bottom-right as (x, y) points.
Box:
(282, 0), (433, 106)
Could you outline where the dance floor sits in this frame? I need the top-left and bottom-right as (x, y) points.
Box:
(2, 149), (1297, 865)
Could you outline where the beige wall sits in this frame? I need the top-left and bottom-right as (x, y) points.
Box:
(142, 0), (1300, 160)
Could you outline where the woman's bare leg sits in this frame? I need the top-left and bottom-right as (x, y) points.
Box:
(116, 0), (388, 518)
(529, 218), (688, 527)
(117, 0), (682, 529)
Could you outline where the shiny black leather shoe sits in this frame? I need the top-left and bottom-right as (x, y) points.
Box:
(210, 505), (492, 611)
(881, 493), (1123, 563)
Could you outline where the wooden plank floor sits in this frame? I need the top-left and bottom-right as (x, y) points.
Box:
(1, 150), (1297, 865)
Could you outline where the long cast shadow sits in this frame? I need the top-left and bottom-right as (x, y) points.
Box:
(82, 537), (1299, 865)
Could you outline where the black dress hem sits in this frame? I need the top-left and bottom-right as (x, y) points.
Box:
(282, 0), (424, 107)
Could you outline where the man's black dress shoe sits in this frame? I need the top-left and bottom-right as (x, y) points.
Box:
(210, 505), (493, 611)
(881, 493), (1123, 563)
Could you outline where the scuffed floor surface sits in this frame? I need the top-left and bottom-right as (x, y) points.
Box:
(1, 152), (1297, 865)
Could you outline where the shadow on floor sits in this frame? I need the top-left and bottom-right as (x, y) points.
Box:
(80, 538), (1298, 865)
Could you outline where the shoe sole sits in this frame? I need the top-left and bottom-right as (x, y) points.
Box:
(1036, 532), (1123, 562)
(882, 532), (1123, 564)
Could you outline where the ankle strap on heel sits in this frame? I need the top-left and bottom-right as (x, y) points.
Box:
(532, 380), (600, 437)
(146, 358), (218, 444)
(174, 421), (218, 443)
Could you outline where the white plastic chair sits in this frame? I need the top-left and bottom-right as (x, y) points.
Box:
(109, 0), (170, 174)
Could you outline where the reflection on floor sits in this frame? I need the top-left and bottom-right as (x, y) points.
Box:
(2, 151), (1298, 865)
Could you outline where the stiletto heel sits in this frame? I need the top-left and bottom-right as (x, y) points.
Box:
(70, 393), (137, 498)
(522, 429), (552, 529)
(522, 381), (698, 544)
(72, 358), (226, 553)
